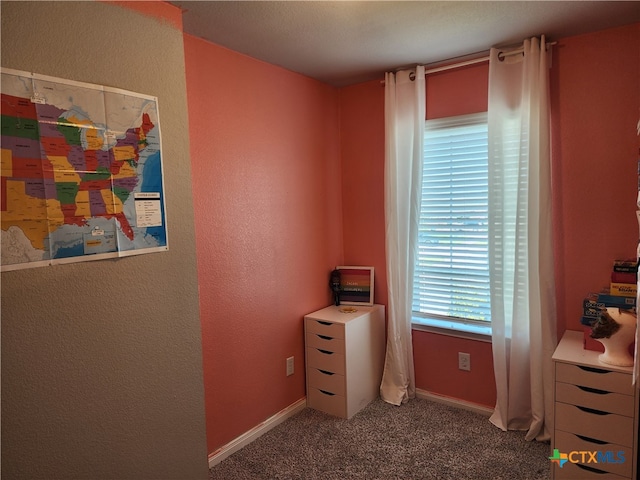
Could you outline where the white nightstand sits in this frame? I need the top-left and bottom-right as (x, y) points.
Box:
(552, 330), (638, 479)
(304, 304), (385, 419)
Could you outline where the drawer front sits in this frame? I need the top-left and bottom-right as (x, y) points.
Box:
(553, 460), (628, 480)
(307, 367), (345, 396)
(306, 347), (345, 375)
(554, 430), (632, 478)
(555, 363), (633, 395)
(555, 382), (635, 417)
(307, 387), (347, 418)
(305, 331), (345, 355)
(305, 318), (345, 339)
(554, 402), (634, 447)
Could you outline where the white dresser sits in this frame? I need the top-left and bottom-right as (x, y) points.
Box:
(304, 304), (385, 419)
(552, 330), (639, 479)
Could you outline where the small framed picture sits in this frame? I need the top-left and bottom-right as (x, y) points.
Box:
(336, 266), (374, 306)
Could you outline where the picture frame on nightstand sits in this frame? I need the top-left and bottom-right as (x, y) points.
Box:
(336, 266), (374, 306)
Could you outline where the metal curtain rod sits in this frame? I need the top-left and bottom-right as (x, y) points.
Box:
(380, 41), (556, 84)
(422, 41), (557, 76)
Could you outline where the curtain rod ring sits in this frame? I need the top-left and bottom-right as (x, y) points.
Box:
(409, 72), (416, 81)
(498, 50), (526, 62)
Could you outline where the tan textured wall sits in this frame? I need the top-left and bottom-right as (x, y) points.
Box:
(1, 2), (208, 478)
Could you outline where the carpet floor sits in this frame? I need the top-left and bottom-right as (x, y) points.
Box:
(209, 397), (551, 479)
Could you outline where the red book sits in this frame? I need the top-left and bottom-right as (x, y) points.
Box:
(611, 271), (637, 283)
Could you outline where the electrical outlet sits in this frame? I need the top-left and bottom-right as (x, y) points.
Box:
(286, 356), (294, 376)
(458, 352), (471, 371)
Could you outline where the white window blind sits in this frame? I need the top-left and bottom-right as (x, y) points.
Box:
(413, 112), (490, 327)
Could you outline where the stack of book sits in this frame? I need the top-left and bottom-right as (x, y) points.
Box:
(609, 258), (638, 298)
(580, 259), (637, 352)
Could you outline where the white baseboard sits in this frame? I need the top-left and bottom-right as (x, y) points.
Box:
(415, 388), (493, 417)
(207, 397), (307, 468)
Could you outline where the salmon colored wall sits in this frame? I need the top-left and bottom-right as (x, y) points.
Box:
(426, 63), (489, 120)
(339, 24), (639, 409)
(182, 20), (639, 456)
(551, 24), (640, 334)
(184, 34), (342, 453)
(413, 333), (496, 407)
(339, 80), (388, 306)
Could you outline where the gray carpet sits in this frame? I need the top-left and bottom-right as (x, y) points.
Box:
(209, 397), (551, 479)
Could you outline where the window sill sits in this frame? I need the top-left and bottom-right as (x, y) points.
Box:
(411, 316), (492, 343)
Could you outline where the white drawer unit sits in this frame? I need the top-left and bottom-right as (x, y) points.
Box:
(552, 331), (639, 480)
(304, 304), (385, 419)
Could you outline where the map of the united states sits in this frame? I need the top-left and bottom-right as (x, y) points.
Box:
(1, 69), (167, 271)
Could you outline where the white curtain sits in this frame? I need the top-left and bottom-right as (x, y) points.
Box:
(488, 36), (557, 441)
(380, 67), (425, 405)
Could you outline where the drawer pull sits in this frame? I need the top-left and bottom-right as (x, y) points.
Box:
(574, 463), (610, 475)
(575, 434), (608, 445)
(318, 349), (334, 355)
(577, 385), (610, 395)
(317, 334), (333, 340)
(319, 389), (335, 396)
(577, 365), (610, 375)
(576, 405), (609, 416)
(318, 369), (335, 376)
(317, 321), (332, 326)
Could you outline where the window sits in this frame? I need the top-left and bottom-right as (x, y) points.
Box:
(412, 112), (490, 336)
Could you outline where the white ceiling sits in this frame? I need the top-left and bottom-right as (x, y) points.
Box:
(171, 1), (640, 86)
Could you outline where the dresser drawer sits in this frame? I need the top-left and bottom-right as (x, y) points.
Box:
(555, 402), (634, 447)
(305, 331), (345, 354)
(305, 319), (345, 339)
(554, 430), (632, 478)
(307, 387), (346, 418)
(556, 363), (633, 395)
(306, 347), (345, 375)
(555, 382), (635, 417)
(553, 460), (628, 479)
(307, 367), (345, 396)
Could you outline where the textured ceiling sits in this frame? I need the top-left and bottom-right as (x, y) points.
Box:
(171, 1), (640, 86)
